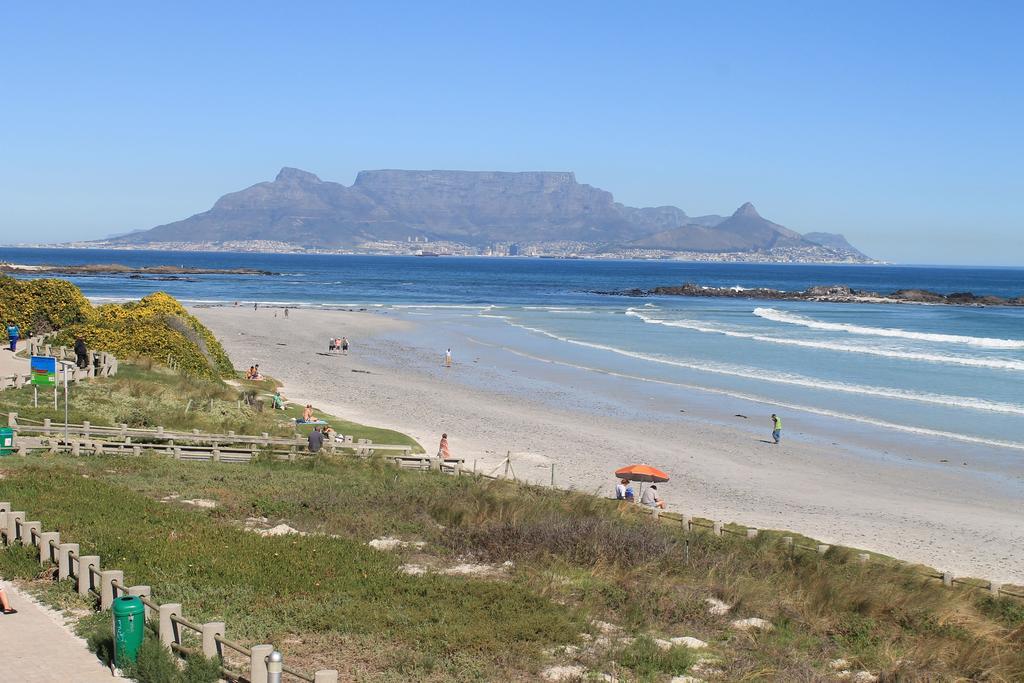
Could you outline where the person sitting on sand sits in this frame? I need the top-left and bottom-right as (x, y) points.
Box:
(0, 586), (17, 614)
(615, 478), (629, 500)
(624, 483), (635, 502)
(640, 485), (666, 509)
(438, 433), (452, 460)
(302, 404), (314, 422)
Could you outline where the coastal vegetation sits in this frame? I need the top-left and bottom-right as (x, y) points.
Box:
(1, 455), (1021, 681)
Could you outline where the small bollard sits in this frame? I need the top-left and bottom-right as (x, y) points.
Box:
(78, 556), (100, 596)
(128, 586), (152, 621)
(58, 543), (79, 580)
(314, 670), (339, 683)
(39, 531), (60, 565)
(942, 571), (953, 587)
(7, 511), (25, 543)
(816, 544), (830, 556)
(23, 521), (41, 546)
(712, 521), (723, 536)
(158, 603), (182, 648)
(201, 621), (225, 658)
(781, 536), (794, 555)
(267, 650), (283, 683)
(989, 581), (1001, 597)
(100, 570), (123, 610)
(746, 528), (759, 540)
(857, 553), (870, 564)
(250, 644), (274, 683)
(681, 514), (692, 531)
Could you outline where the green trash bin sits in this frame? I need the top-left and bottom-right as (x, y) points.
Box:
(0, 427), (13, 456)
(112, 595), (145, 665)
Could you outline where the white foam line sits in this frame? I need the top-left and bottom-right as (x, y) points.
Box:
(465, 336), (1024, 452)
(754, 307), (1024, 349)
(626, 309), (1024, 373)
(501, 319), (1024, 416)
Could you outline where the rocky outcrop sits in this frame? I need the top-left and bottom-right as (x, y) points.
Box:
(597, 282), (1024, 306)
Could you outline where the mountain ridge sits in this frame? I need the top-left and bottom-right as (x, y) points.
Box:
(111, 168), (870, 260)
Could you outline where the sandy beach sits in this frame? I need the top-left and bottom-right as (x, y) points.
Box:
(194, 305), (1024, 584)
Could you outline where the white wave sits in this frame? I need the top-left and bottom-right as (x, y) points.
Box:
(466, 336), (1024, 452)
(502, 319), (1024, 416)
(391, 304), (493, 310)
(754, 307), (1024, 349)
(626, 309), (1024, 372)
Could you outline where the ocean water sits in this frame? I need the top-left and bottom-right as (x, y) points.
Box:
(4, 247), (1023, 451)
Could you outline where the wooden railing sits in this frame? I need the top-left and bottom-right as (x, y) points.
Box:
(0, 502), (337, 682)
(0, 336), (118, 391)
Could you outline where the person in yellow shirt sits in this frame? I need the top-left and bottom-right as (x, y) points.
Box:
(771, 414), (782, 444)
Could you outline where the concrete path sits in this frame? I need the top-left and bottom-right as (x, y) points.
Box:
(0, 346), (29, 377)
(0, 580), (113, 681)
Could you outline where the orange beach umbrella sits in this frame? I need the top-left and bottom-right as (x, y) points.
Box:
(615, 464), (669, 483)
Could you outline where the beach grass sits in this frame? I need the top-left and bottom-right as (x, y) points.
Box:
(0, 361), (421, 450)
(1, 454), (1021, 681)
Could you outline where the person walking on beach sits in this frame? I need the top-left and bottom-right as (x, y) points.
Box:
(438, 433), (452, 460)
(341, 337), (349, 355)
(444, 348), (452, 367)
(5, 321), (19, 352)
(254, 302), (258, 311)
(284, 307), (289, 318)
(771, 413), (782, 444)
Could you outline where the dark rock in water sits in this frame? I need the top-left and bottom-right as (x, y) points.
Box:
(593, 282), (1021, 307)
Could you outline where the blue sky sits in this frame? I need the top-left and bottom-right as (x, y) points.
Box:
(1, 2), (1021, 265)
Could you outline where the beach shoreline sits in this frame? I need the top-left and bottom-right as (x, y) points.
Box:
(193, 305), (1024, 584)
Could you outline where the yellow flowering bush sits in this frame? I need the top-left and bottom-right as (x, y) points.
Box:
(0, 276), (94, 333)
(56, 292), (234, 380)
(0, 276), (234, 380)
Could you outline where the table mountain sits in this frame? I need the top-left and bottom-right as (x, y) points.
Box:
(112, 168), (869, 259)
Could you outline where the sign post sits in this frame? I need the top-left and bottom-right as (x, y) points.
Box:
(30, 356), (57, 408)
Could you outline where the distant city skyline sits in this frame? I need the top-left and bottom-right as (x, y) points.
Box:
(1, 2), (1022, 265)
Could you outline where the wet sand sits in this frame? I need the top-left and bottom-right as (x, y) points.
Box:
(194, 305), (1024, 584)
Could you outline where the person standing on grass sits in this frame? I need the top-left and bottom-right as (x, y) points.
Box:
(5, 321), (19, 352)
(771, 413), (782, 444)
(307, 426), (324, 453)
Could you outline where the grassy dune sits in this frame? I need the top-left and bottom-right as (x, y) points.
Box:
(1, 455), (1022, 681)
(0, 362), (420, 450)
